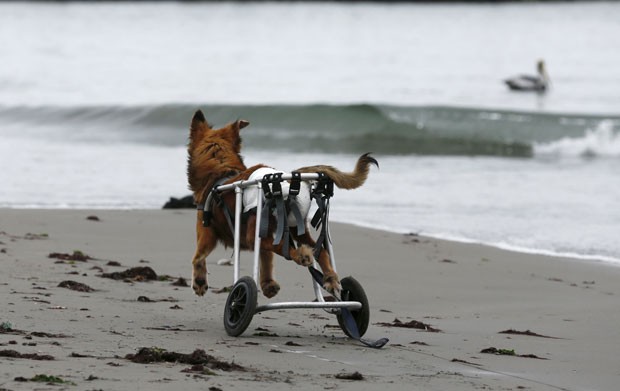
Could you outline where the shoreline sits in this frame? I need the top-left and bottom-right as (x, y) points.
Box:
(2, 208), (620, 390)
(5, 206), (619, 267)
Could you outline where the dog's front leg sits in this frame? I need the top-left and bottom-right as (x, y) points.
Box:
(259, 249), (281, 298)
(192, 220), (217, 296)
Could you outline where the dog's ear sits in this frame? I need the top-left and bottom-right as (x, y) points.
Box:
(190, 110), (208, 131)
(189, 110), (212, 144)
(235, 119), (249, 130)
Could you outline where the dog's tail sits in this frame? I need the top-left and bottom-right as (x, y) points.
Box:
(295, 153), (379, 190)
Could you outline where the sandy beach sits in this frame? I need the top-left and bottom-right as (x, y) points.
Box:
(1, 208), (619, 390)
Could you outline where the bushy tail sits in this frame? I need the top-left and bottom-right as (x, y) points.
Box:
(295, 153), (379, 189)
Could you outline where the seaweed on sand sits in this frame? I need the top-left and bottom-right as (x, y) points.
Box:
(499, 329), (561, 339)
(100, 266), (157, 281)
(58, 280), (95, 292)
(125, 347), (246, 371)
(377, 318), (442, 332)
(0, 350), (54, 360)
(49, 250), (93, 262)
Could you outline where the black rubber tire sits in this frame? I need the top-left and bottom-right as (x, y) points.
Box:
(336, 276), (370, 338)
(223, 276), (258, 337)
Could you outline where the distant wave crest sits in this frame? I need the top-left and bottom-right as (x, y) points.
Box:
(1, 103), (619, 158)
(534, 120), (620, 158)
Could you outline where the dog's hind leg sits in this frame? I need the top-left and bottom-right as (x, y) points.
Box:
(192, 220), (217, 296)
(294, 231), (341, 298)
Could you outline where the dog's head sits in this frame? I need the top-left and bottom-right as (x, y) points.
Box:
(187, 110), (249, 197)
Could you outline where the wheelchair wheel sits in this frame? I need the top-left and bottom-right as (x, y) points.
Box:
(336, 276), (370, 338)
(223, 276), (257, 337)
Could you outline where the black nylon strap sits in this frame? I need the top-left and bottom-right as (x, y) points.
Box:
(289, 171), (301, 196)
(273, 195), (286, 245)
(306, 267), (388, 349)
(259, 198), (273, 239)
(214, 191), (235, 234)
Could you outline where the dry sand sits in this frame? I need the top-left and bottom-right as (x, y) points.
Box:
(1, 208), (619, 390)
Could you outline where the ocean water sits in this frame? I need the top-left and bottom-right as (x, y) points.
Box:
(1, 2), (619, 263)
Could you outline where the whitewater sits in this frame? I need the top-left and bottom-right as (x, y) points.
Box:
(1, 2), (619, 263)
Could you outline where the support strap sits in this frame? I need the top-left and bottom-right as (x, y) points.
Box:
(198, 174), (238, 230)
(307, 267), (389, 349)
(287, 171), (305, 236)
(311, 173), (333, 260)
(258, 172), (310, 261)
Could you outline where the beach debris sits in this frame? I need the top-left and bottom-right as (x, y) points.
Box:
(170, 304), (182, 310)
(481, 347), (547, 360)
(100, 266), (157, 281)
(403, 232), (421, 244)
(269, 349), (283, 353)
(0, 349), (54, 360)
(21, 295), (51, 304)
(29, 331), (70, 338)
(212, 285), (232, 294)
(86, 215), (100, 221)
(377, 318), (442, 332)
(0, 324), (69, 339)
(0, 231), (47, 241)
(308, 313), (329, 320)
(125, 347), (246, 371)
(410, 341), (430, 346)
(136, 296), (178, 303)
(49, 250), (93, 262)
(106, 260), (122, 266)
(285, 341), (303, 347)
(24, 233), (49, 240)
(162, 195), (194, 209)
(58, 280), (95, 292)
(171, 277), (189, 287)
(181, 364), (218, 376)
(481, 347), (514, 355)
(144, 326), (204, 332)
(335, 371), (364, 380)
(253, 331), (279, 337)
(70, 352), (96, 358)
(440, 258), (457, 264)
(14, 374), (74, 385)
(217, 258), (233, 266)
(451, 358), (482, 366)
(499, 329), (561, 339)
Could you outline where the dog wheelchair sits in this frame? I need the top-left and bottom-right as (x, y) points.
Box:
(202, 172), (388, 348)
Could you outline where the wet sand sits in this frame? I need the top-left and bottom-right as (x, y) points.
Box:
(1, 209), (619, 390)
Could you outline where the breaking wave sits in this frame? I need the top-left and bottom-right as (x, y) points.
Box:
(1, 103), (619, 158)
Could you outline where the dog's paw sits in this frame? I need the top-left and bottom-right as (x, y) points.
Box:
(261, 280), (281, 299)
(294, 245), (314, 267)
(323, 274), (342, 300)
(192, 277), (208, 296)
(191, 262), (208, 296)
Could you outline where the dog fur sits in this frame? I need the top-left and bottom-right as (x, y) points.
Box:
(187, 110), (378, 298)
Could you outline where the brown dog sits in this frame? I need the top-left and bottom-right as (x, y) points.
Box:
(187, 110), (378, 298)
